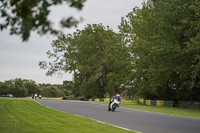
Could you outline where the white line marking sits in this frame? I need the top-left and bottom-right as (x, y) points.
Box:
(74, 114), (142, 133)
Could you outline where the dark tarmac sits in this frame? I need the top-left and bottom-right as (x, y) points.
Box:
(36, 100), (200, 133)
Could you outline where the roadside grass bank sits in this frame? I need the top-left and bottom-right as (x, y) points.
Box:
(0, 97), (135, 133)
(87, 100), (200, 118)
(0, 97), (61, 100)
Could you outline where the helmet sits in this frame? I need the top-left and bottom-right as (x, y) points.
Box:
(116, 94), (120, 97)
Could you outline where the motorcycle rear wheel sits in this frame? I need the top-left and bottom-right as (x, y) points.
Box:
(108, 106), (111, 111)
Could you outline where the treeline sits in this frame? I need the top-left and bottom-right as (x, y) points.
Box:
(39, 0), (200, 101)
(0, 79), (73, 97)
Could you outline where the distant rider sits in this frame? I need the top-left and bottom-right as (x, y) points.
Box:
(109, 94), (121, 107)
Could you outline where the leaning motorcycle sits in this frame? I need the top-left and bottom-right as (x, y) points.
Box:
(108, 99), (120, 112)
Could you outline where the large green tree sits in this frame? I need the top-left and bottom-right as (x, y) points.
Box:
(0, 0), (86, 41)
(14, 78), (28, 97)
(119, 0), (200, 101)
(39, 24), (131, 98)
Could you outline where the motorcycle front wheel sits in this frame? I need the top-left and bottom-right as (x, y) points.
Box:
(112, 104), (116, 112)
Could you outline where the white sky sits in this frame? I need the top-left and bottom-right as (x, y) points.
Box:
(0, 0), (143, 84)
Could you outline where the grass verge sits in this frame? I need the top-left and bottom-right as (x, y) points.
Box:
(0, 97), (135, 133)
(87, 100), (200, 118)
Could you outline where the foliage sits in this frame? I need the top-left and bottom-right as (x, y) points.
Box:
(119, 0), (200, 101)
(39, 24), (131, 98)
(63, 80), (74, 90)
(0, 0), (86, 41)
(14, 78), (28, 97)
(0, 78), (69, 97)
(40, 85), (65, 97)
(0, 78), (27, 97)
(23, 79), (41, 95)
(62, 80), (74, 96)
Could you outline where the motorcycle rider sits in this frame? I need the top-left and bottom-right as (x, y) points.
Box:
(108, 94), (121, 107)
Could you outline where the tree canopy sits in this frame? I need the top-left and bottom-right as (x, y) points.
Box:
(119, 0), (200, 101)
(39, 24), (131, 98)
(0, 0), (86, 41)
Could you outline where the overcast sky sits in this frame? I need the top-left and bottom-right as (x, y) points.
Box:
(0, 0), (143, 84)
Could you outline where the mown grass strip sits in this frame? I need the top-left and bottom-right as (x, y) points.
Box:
(87, 100), (200, 118)
(0, 98), (135, 133)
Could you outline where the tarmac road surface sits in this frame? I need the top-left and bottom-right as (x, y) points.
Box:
(36, 100), (200, 133)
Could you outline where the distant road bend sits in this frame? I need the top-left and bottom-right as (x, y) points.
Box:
(36, 100), (200, 133)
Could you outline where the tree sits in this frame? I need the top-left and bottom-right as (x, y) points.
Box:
(119, 0), (200, 101)
(41, 85), (65, 97)
(0, 80), (14, 96)
(0, 0), (86, 41)
(23, 79), (40, 96)
(14, 78), (28, 97)
(62, 80), (73, 96)
(0, 81), (2, 95)
(39, 24), (131, 98)
(63, 80), (73, 90)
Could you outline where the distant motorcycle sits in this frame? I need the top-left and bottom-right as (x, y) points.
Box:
(108, 99), (120, 112)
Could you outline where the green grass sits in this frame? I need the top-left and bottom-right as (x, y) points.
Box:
(0, 97), (135, 133)
(87, 100), (200, 118)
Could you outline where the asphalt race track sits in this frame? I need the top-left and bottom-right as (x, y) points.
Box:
(36, 100), (200, 133)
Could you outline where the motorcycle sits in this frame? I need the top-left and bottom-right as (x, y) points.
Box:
(108, 99), (120, 112)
